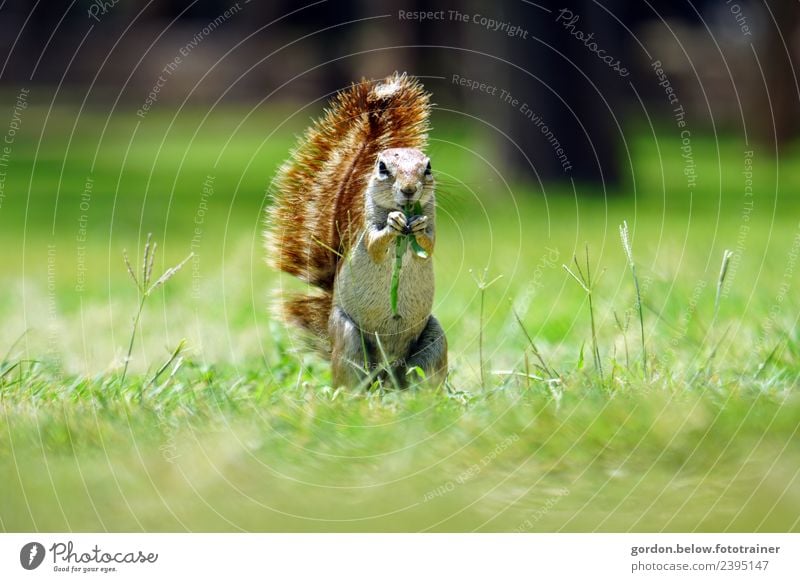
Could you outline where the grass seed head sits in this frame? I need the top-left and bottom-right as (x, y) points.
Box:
(619, 220), (634, 266)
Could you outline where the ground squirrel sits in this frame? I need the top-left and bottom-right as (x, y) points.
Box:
(266, 73), (447, 388)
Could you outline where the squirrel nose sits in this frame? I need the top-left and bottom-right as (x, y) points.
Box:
(401, 186), (417, 197)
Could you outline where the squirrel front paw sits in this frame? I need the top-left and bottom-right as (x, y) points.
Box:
(387, 211), (407, 235)
(408, 215), (428, 234)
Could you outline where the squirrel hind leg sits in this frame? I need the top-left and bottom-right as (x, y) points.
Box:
(329, 307), (409, 390)
(330, 306), (375, 388)
(406, 315), (448, 387)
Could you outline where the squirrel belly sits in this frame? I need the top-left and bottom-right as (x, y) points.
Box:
(333, 224), (435, 361)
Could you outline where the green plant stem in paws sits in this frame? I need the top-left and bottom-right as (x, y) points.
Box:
(391, 235), (408, 315)
(391, 202), (426, 315)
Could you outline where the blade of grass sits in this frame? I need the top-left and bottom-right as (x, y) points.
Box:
(713, 249), (734, 322)
(620, 221), (647, 378)
(562, 245), (603, 381)
(119, 234), (193, 398)
(511, 306), (557, 379)
(471, 269), (502, 389)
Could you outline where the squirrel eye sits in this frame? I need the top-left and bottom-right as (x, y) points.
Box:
(378, 160), (390, 177)
(424, 161), (432, 176)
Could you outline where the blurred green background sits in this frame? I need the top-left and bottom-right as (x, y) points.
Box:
(1, 100), (798, 374)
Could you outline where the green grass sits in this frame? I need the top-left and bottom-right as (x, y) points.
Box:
(0, 103), (799, 531)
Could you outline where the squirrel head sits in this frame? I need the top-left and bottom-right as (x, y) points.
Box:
(369, 148), (433, 210)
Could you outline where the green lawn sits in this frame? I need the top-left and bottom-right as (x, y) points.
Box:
(0, 103), (798, 531)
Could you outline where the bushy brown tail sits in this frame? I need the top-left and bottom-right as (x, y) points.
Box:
(266, 73), (430, 343)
